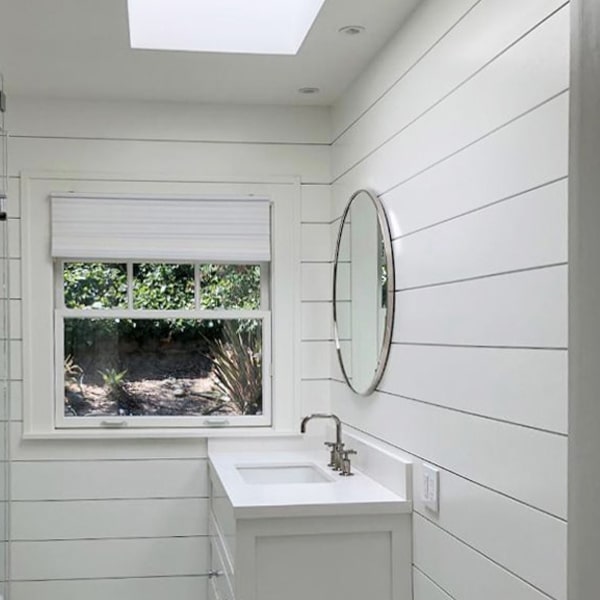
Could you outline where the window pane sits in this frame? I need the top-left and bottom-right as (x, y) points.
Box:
(133, 263), (195, 310)
(63, 262), (127, 309)
(63, 318), (263, 417)
(199, 264), (261, 309)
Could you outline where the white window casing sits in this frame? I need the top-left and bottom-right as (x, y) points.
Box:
(22, 178), (300, 439)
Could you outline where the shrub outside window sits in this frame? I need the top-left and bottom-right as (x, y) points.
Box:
(56, 261), (271, 428)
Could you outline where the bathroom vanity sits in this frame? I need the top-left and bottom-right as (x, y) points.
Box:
(207, 445), (412, 600)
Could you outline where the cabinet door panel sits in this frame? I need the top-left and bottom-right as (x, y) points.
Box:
(255, 532), (393, 600)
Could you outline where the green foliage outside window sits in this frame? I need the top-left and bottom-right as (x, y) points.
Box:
(63, 262), (261, 351)
(199, 264), (261, 310)
(64, 262), (128, 309)
(133, 263), (195, 310)
(64, 262), (260, 311)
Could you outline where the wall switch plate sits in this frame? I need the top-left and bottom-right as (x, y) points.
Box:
(422, 463), (440, 513)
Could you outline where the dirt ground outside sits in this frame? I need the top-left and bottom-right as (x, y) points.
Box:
(64, 349), (246, 417)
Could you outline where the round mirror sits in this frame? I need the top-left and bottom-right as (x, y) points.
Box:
(333, 189), (395, 396)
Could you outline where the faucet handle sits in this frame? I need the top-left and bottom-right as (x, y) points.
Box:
(324, 441), (338, 468)
(339, 448), (357, 477)
(325, 441), (344, 450)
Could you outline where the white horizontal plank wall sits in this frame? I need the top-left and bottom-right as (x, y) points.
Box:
(331, 2), (569, 600)
(6, 98), (332, 599)
(0, 190), (9, 593)
(0, 169), (24, 594)
(301, 182), (334, 436)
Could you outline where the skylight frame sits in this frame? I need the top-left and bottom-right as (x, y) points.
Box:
(127, 0), (327, 56)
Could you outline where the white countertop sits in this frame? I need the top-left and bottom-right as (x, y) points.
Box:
(209, 450), (412, 519)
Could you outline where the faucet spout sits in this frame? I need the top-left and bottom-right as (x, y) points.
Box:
(300, 413), (343, 445)
(300, 413), (356, 474)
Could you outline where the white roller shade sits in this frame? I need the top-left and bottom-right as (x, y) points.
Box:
(50, 194), (271, 262)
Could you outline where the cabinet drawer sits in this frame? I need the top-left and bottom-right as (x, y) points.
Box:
(209, 511), (235, 577)
(213, 574), (235, 600)
(208, 577), (219, 600)
(209, 575), (235, 600)
(209, 465), (237, 563)
(211, 529), (235, 600)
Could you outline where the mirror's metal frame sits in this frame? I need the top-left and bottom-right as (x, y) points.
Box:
(332, 189), (395, 396)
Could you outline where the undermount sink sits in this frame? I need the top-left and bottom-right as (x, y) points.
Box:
(236, 463), (334, 485)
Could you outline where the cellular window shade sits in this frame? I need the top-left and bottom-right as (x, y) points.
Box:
(50, 195), (271, 262)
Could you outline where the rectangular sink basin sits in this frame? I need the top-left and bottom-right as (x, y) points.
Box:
(237, 463), (333, 485)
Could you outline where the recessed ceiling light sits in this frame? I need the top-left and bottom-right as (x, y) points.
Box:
(298, 87), (320, 95)
(127, 0), (326, 55)
(339, 25), (366, 36)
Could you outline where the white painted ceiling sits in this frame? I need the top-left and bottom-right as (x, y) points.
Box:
(0, 0), (420, 105)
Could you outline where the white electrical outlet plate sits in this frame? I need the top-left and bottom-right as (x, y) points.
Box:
(422, 463), (440, 513)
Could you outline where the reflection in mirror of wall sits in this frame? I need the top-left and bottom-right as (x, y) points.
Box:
(333, 189), (395, 396)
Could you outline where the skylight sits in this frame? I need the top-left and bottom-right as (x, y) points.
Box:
(127, 0), (327, 55)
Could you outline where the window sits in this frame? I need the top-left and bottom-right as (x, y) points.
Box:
(23, 181), (299, 437)
(58, 261), (270, 427)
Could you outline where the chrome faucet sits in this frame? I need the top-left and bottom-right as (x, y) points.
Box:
(300, 413), (345, 471)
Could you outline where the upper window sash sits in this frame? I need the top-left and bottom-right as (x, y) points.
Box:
(58, 261), (269, 311)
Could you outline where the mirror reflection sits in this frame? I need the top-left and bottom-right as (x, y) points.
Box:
(333, 189), (394, 396)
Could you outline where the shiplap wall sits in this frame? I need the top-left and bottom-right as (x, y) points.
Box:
(0, 173), (10, 597)
(330, 2), (569, 600)
(5, 1), (572, 597)
(5, 98), (332, 600)
(1, 114), (12, 598)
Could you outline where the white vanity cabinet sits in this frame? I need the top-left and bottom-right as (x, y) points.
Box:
(208, 465), (237, 600)
(208, 453), (412, 600)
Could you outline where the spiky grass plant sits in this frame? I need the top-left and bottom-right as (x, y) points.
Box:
(64, 354), (85, 401)
(207, 322), (262, 415)
(98, 368), (128, 400)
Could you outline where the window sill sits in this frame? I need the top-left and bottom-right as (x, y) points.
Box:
(22, 427), (303, 441)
